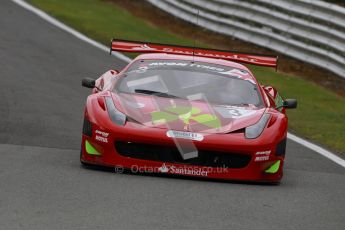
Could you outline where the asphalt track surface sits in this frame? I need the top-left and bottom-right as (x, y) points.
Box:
(1, 1), (345, 230)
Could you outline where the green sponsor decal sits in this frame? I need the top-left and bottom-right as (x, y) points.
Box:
(151, 106), (221, 128)
(265, 160), (281, 174)
(85, 140), (101, 156)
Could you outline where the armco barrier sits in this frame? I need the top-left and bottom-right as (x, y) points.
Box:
(147, 0), (345, 78)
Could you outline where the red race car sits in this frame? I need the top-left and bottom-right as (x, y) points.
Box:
(80, 39), (297, 183)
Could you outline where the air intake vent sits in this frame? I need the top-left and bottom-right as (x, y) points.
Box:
(82, 118), (92, 137)
(276, 138), (287, 156)
(115, 141), (251, 168)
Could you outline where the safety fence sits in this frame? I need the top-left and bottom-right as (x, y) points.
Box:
(147, 0), (345, 78)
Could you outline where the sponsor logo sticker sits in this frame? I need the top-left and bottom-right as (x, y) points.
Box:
(95, 135), (108, 143)
(95, 130), (109, 143)
(166, 130), (204, 141)
(254, 150), (271, 162)
(158, 163), (208, 177)
(132, 44), (155, 50)
(256, 150), (271, 155)
(254, 156), (270, 162)
(95, 130), (109, 137)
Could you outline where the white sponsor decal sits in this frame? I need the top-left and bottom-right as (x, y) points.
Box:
(95, 135), (108, 143)
(148, 62), (224, 72)
(166, 130), (204, 141)
(149, 62), (188, 67)
(132, 44), (155, 50)
(254, 150), (271, 161)
(255, 150), (271, 155)
(95, 130), (109, 137)
(255, 156), (270, 162)
(95, 130), (109, 143)
(189, 63), (224, 72)
(158, 163), (208, 176)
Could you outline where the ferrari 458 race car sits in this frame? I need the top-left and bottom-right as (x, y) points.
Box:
(80, 39), (297, 183)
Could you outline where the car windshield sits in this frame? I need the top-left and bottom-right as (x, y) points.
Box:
(114, 60), (263, 107)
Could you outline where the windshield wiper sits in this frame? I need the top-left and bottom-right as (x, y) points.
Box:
(216, 103), (253, 107)
(134, 89), (180, 98)
(232, 103), (251, 106)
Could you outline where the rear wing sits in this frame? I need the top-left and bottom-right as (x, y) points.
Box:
(110, 39), (278, 68)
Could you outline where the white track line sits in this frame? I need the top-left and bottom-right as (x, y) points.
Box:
(287, 133), (345, 167)
(12, 0), (345, 168)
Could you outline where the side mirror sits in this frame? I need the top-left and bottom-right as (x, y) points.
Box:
(283, 99), (297, 109)
(82, 78), (96, 89)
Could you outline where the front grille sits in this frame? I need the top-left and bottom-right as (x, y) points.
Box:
(115, 141), (251, 168)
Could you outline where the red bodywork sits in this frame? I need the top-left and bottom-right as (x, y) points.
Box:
(81, 42), (289, 183)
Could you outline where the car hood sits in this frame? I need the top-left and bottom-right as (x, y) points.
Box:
(113, 93), (266, 134)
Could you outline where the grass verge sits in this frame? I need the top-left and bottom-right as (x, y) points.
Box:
(29, 0), (345, 154)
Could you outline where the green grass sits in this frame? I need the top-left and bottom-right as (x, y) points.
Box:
(30, 0), (194, 46)
(29, 0), (345, 154)
(252, 65), (345, 153)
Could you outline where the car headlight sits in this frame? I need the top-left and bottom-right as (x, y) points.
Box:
(104, 97), (126, 126)
(245, 113), (270, 139)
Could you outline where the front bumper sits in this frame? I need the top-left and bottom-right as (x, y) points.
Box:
(81, 121), (285, 182)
